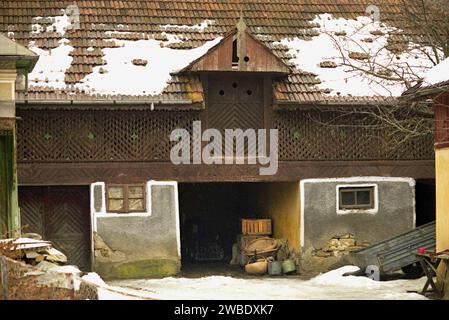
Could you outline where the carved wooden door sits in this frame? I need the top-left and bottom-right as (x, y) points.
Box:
(19, 186), (92, 271)
(207, 74), (264, 130)
(207, 75), (265, 158)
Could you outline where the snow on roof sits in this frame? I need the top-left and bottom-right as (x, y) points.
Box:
(26, 14), (222, 97)
(159, 19), (215, 32)
(28, 13), (73, 89)
(30, 12), (70, 34)
(75, 36), (222, 96)
(278, 14), (443, 97)
(28, 39), (74, 89)
(422, 57), (449, 87)
(24, 12), (443, 100)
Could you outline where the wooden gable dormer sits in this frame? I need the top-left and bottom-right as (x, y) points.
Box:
(179, 15), (290, 75)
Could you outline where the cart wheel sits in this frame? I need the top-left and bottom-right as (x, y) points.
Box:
(402, 263), (424, 279)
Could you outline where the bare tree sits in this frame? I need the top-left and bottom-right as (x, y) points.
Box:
(309, 0), (449, 148)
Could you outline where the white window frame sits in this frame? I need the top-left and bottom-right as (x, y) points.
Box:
(336, 183), (379, 215)
(90, 181), (152, 217)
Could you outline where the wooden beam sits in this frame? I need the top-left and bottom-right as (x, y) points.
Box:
(17, 160), (435, 185)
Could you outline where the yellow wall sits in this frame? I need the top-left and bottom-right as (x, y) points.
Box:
(255, 182), (301, 252)
(0, 71), (16, 118)
(0, 71), (16, 99)
(436, 148), (449, 252)
(436, 147), (449, 298)
(0, 82), (14, 100)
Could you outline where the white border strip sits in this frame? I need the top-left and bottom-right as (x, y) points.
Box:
(301, 176), (416, 187)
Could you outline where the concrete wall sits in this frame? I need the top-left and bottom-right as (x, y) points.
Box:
(254, 182), (301, 252)
(92, 181), (180, 279)
(300, 177), (416, 251)
(436, 148), (449, 299)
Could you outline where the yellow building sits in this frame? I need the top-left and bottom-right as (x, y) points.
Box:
(0, 34), (37, 237)
(434, 93), (449, 299)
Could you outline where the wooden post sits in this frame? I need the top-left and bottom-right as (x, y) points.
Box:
(0, 256), (8, 300)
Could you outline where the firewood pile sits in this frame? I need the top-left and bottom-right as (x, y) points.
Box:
(0, 235), (67, 267)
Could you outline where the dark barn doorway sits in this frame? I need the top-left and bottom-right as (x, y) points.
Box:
(178, 182), (300, 275)
(18, 186), (92, 271)
(415, 179), (436, 226)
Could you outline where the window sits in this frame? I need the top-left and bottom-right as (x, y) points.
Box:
(106, 184), (146, 213)
(232, 39), (239, 68)
(338, 186), (374, 210)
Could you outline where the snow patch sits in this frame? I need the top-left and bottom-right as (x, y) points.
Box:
(310, 266), (381, 288)
(277, 13), (442, 97)
(28, 39), (74, 89)
(161, 32), (184, 45)
(422, 57), (449, 86)
(75, 37), (222, 96)
(28, 14), (73, 89)
(160, 19), (215, 32)
(82, 272), (107, 286)
(105, 31), (134, 37)
(30, 14), (70, 35)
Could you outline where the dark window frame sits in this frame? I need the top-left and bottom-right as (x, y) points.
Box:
(338, 186), (375, 210)
(106, 183), (146, 213)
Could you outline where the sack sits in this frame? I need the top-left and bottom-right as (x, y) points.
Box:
(245, 258), (268, 275)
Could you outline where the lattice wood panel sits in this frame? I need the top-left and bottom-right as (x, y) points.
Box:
(274, 110), (434, 161)
(17, 110), (200, 162)
(16, 108), (434, 163)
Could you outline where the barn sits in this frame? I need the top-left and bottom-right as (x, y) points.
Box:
(0, 1), (437, 279)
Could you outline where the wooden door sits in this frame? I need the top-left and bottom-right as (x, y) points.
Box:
(207, 75), (265, 158)
(207, 74), (264, 130)
(19, 186), (92, 271)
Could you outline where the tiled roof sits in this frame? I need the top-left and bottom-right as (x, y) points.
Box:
(0, 0), (432, 104)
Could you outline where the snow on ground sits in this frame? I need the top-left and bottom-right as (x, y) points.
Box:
(107, 266), (428, 300)
(277, 13), (442, 97)
(422, 57), (449, 86)
(81, 272), (151, 300)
